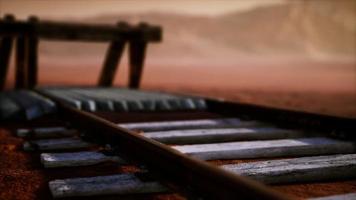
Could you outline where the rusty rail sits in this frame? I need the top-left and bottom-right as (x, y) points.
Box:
(206, 99), (356, 140)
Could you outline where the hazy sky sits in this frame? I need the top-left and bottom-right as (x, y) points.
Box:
(1, 0), (284, 19)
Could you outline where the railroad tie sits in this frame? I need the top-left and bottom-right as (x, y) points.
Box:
(49, 173), (168, 198)
(16, 127), (77, 138)
(0, 90), (56, 120)
(41, 151), (126, 168)
(222, 154), (356, 184)
(23, 137), (92, 151)
(39, 87), (208, 112)
(143, 127), (307, 144)
(309, 192), (356, 200)
(119, 118), (263, 132)
(173, 137), (356, 160)
(0, 93), (22, 120)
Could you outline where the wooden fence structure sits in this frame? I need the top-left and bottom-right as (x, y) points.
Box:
(0, 14), (162, 90)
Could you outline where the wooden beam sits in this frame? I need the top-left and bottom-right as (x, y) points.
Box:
(310, 193), (356, 200)
(173, 137), (356, 160)
(16, 127), (77, 138)
(119, 118), (261, 132)
(0, 20), (162, 42)
(98, 22), (127, 87)
(0, 14), (15, 90)
(15, 36), (27, 89)
(223, 154), (356, 184)
(128, 27), (147, 89)
(143, 127), (304, 145)
(1, 18), (162, 89)
(41, 151), (125, 168)
(27, 16), (39, 89)
(49, 174), (167, 198)
(23, 138), (92, 151)
(98, 41), (125, 86)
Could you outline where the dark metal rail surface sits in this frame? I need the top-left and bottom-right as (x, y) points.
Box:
(158, 90), (356, 140)
(207, 99), (356, 140)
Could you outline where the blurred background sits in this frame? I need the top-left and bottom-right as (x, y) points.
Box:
(1, 0), (355, 117)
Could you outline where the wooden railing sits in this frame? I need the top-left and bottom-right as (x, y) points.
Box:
(0, 14), (162, 90)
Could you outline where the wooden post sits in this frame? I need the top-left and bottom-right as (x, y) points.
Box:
(128, 23), (148, 89)
(27, 16), (39, 89)
(0, 14), (15, 90)
(98, 22), (128, 87)
(15, 35), (27, 89)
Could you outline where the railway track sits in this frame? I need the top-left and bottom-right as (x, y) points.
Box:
(1, 87), (355, 200)
(1, 15), (355, 200)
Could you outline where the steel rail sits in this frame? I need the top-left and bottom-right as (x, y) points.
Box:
(206, 99), (356, 140)
(147, 89), (356, 139)
(36, 89), (294, 200)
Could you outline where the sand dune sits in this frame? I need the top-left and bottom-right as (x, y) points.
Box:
(39, 1), (356, 61)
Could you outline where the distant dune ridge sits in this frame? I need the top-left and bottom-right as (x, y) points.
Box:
(39, 0), (356, 62)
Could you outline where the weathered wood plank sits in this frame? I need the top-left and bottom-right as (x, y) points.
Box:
(128, 40), (147, 89)
(16, 127), (77, 138)
(143, 127), (305, 144)
(15, 36), (27, 89)
(25, 91), (56, 113)
(0, 36), (13, 90)
(0, 20), (162, 42)
(0, 15), (15, 90)
(47, 89), (86, 110)
(49, 174), (167, 198)
(96, 23), (130, 88)
(41, 151), (125, 168)
(98, 39), (125, 87)
(38, 21), (161, 42)
(26, 16), (39, 89)
(7, 91), (43, 119)
(0, 93), (21, 120)
(65, 89), (97, 111)
(120, 118), (262, 132)
(222, 154), (356, 184)
(6, 90), (56, 120)
(173, 137), (356, 160)
(309, 192), (356, 200)
(23, 138), (92, 151)
(42, 88), (95, 111)
(39, 87), (207, 112)
(90, 88), (187, 110)
(38, 89), (81, 109)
